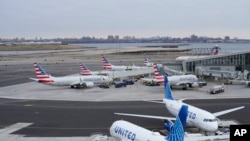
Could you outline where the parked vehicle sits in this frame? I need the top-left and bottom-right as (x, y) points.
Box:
(123, 80), (134, 85)
(115, 82), (127, 88)
(99, 84), (110, 89)
(209, 85), (224, 94)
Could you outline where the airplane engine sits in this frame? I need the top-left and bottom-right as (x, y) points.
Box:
(84, 82), (94, 87)
(164, 122), (174, 132)
(190, 82), (199, 87)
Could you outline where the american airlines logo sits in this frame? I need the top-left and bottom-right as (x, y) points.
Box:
(114, 126), (136, 141)
(83, 77), (102, 81)
(179, 77), (194, 81)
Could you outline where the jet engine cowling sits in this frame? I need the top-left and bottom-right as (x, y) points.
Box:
(190, 82), (199, 88)
(84, 82), (94, 88)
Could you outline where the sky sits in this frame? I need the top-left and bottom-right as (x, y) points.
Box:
(0, 0), (250, 39)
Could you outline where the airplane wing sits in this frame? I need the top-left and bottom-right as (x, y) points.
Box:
(212, 106), (245, 117)
(185, 134), (229, 141)
(142, 100), (165, 104)
(29, 78), (39, 82)
(70, 81), (94, 88)
(175, 81), (193, 86)
(114, 113), (175, 122)
(141, 78), (159, 83)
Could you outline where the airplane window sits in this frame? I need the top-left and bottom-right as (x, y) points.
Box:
(203, 119), (217, 122)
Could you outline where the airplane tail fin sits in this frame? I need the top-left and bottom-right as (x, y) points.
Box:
(164, 75), (174, 100)
(33, 62), (53, 83)
(80, 63), (92, 75)
(153, 63), (164, 82)
(101, 54), (112, 70)
(143, 54), (150, 66)
(153, 63), (162, 76)
(166, 105), (188, 141)
(34, 62), (50, 79)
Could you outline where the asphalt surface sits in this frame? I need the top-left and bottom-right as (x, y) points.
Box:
(0, 98), (249, 137)
(0, 50), (249, 139)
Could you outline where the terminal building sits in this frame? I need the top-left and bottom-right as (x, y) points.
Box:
(164, 49), (250, 79)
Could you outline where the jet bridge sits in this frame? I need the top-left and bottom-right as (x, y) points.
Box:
(106, 67), (154, 80)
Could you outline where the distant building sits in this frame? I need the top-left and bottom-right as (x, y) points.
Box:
(114, 35), (119, 40)
(224, 36), (230, 41)
(107, 35), (114, 41)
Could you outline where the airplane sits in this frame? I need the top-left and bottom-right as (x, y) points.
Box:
(29, 62), (112, 88)
(143, 53), (162, 67)
(142, 63), (199, 89)
(80, 63), (110, 76)
(101, 54), (145, 71)
(110, 105), (188, 141)
(80, 63), (94, 75)
(144, 54), (185, 76)
(115, 75), (245, 133)
(176, 45), (221, 61)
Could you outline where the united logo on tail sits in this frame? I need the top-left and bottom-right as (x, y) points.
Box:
(166, 105), (188, 141)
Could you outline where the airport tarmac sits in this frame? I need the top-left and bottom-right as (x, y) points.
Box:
(0, 80), (250, 101)
(0, 47), (249, 140)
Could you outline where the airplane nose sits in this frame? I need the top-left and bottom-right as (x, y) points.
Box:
(209, 122), (218, 132)
(106, 77), (113, 82)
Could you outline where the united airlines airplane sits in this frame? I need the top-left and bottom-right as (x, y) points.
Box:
(115, 75), (244, 132)
(111, 105), (188, 141)
(29, 62), (112, 88)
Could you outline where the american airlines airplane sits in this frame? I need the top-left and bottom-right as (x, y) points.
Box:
(80, 63), (110, 76)
(111, 105), (188, 141)
(142, 63), (199, 89)
(30, 62), (112, 88)
(101, 54), (145, 71)
(143, 53), (162, 67)
(176, 45), (221, 61)
(115, 75), (245, 133)
(144, 54), (185, 76)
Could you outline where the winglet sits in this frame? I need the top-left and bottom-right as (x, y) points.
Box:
(166, 105), (188, 141)
(164, 75), (174, 100)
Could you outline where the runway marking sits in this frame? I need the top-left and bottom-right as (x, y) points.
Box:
(0, 125), (163, 131)
(138, 94), (145, 96)
(24, 104), (33, 107)
(1, 103), (162, 109)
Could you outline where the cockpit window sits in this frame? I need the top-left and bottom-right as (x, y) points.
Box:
(203, 118), (217, 122)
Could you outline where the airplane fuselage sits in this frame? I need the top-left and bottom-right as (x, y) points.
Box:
(110, 120), (166, 141)
(164, 99), (218, 132)
(39, 75), (111, 86)
(143, 74), (198, 87)
(108, 65), (145, 71)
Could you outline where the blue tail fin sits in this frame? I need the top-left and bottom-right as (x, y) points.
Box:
(166, 105), (188, 141)
(164, 75), (174, 100)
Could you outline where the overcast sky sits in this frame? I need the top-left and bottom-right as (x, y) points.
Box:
(1, 0), (250, 39)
